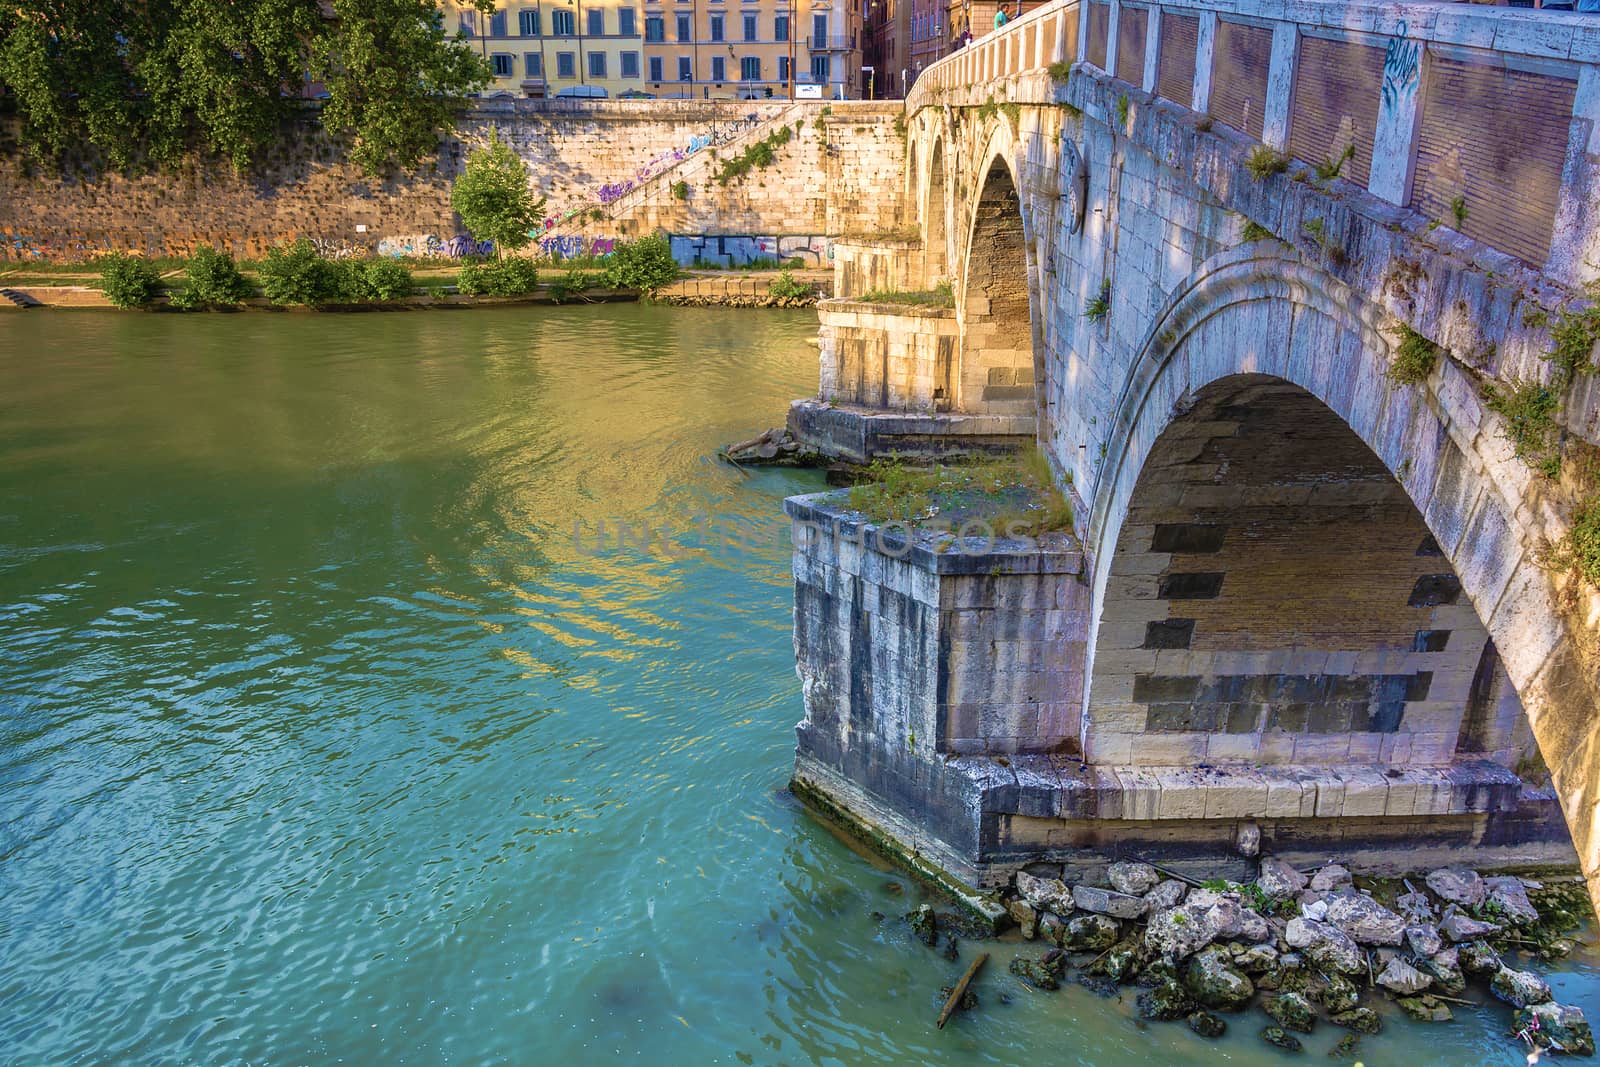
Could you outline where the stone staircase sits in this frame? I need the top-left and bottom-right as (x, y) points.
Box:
(0, 288), (40, 308)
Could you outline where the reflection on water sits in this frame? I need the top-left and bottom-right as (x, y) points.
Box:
(0, 306), (1593, 1065)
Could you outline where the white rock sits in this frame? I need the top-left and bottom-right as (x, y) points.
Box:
(1145, 879), (1187, 911)
(1016, 870), (1074, 914)
(1107, 861), (1160, 896)
(1309, 863), (1352, 894)
(1377, 956), (1432, 995)
(1300, 899), (1329, 922)
(1406, 923), (1443, 958)
(1326, 891), (1406, 946)
(1257, 856), (1308, 900)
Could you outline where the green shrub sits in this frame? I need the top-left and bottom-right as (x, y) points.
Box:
(259, 239), (346, 306)
(1047, 60), (1072, 82)
(768, 270), (812, 299)
(1115, 94), (1129, 128)
(1388, 324), (1442, 386)
(1239, 219), (1272, 243)
(100, 253), (162, 309)
(604, 234), (679, 290)
(1313, 144), (1355, 181)
(457, 258), (539, 296)
(1547, 497), (1600, 587)
(184, 245), (253, 307)
(1549, 302), (1600, 384)
(671, 180), (689, 199)
(1245, 145), (1288, 181)
(1084, 278), (1112, 322)
(348, 259), (415, 301)
(1484, 380), (1562, 478)
(1451, 194), (1468, 228)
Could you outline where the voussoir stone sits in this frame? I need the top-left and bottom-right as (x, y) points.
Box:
(1425, 867), (1485, 908)
(1325, 891), (1406, 946)
(1257, 857), (1308, 900)
(1073, 883), (1149, 919)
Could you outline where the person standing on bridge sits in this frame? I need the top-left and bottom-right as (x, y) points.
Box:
(994, 3), (1011, 29)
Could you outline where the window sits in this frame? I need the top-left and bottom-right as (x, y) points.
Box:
(621, 50), (640, 77)
(557, 50), (577, 77)
(618, 8), (636, 34)
(741, 55), (760, 80)
(492, 52), (514, 76)
(774, 14), (788, 40)
(711, 55), (725, 81)
(742, 13), (757, 40)
(676, 13), (691, 39)
(519, 8), (540, 35)
(587, 8), (603, 34)
(645, 15), (664, 39)
(810, 53), (829, 81)
(677, 55), (692, 80)
(649, 55), (663, 80)
(552, 9), (575, 34)
(490, 10), (507, 35)
(458, 10), (477, 34)
(709, 14), (723, 41)
(588, 51), (606, 76)
(777, 55), (790, 82)
(813, 14), (826, 42)
(525, 51), (543, 75)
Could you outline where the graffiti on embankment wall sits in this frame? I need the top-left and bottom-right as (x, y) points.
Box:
(669, 235), (833, 268)
(374, 234), (496, 259)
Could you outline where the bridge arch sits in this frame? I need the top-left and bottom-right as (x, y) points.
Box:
(955, 134), (1041, 419)
(1082, 245), (1594, 872)
(923, 134), (951, 285)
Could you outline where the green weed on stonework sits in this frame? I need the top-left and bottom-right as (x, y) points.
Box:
(858, 281), (954, 308)
(1245, 146), (1288, 181)
(1387, 324), (1442, 386)
(1484, 380), (1562, 478)
(846, 448), (1074, 537)
(767, 270), (812, 299)
(1084, 278), (1112, 322)
(1545, 497), (1600, 587)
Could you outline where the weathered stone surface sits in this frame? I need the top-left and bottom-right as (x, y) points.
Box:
(1234, 943), (1280, 974)
(1145, 879), (1187, 911)
(1090, 936), (1143, 983)
(1417, 951), (1467, 995)
(1238, 908), (1271, 944)
(1037, 911), (1068, 947)
(1396, 889), (1436, 923)
(1326, 892), (1405, 946)
(1145, 906), (1217, 961)
(1259, 1026), (1302, 1052)
(1309, 864), (1352, 894)
(1007, 899), (1038, 939)
(1016, 871), (1074, 914)
(1072, 883), (1149, 919)
(1514, 1002), (1595, 1057)
(1187, 1010), (1227, 1038)
(1398, 996), (1453, 1023)
(1313, 974), (1361, 1014)
(1287, 919), (1365, 976)
(1483, 876), (1540, 926)
(1439, 907), (1501, 942)
(1425, 867), (1486, 908)
(1009, 950), (1067, 990)
(1330, 1007), (1383, 1034)
(1376, 957), (1431, 995)
(1405, 923), (1443, 958)
(1458, 940), (1502, 977)
(1108, 861), (1160, 896)
(1065, 913), (1120, 952)
(1184, 945), (1255, 1012)
(1490, 966), (1553, 1009)
(1263, 992), (1316, 1033)
(1236, 822), (1261, 858)
(1137, 978), (1197, 1020)
(1258, 857), (1308, 900)
(908, 905), (938, 945)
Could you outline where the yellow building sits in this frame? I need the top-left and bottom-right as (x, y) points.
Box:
(439, 0), (650, 98)
(639, 0), (863, 100)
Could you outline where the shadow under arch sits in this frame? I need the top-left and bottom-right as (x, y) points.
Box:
(955, 144), (1040, 420)
(923, 135), (950, 287)
(1081, 244), (1596, 896)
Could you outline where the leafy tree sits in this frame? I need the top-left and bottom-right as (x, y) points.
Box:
(99, 254), (163, 308)
(604, 235), (679, 291)
(0, 0), (489, 174)
(450, 129), (545, 258)
(184, 245), (254, 306)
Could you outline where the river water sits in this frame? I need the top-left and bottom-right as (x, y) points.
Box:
(0, 306), (1593, 1065)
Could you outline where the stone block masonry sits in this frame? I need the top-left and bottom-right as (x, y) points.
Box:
(0, 100), (907, 262)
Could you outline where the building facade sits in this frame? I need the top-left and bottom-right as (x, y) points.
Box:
(640, 0), (864, 99)
(439, 0), (649, 98)
(862, 0), (910, 97)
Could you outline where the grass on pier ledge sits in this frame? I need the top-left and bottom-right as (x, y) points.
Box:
(856, 280), (955, 308)
(846, 448), (1074, 538)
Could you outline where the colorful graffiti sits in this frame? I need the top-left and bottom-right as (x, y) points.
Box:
(668, 234), (834, 268)
(540, 112), (769, 230)
(375, 233), (496, 259)
(538, 235), (616, 259)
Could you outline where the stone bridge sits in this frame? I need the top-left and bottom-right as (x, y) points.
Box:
(786, 0), (1600, 912)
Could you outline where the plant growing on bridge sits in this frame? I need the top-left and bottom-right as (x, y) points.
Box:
(671, 181), (690, 200)
(1451, 194), (1469, 229)
(1115, 94), (1130, 129)
(1245, 146), (1288, 181)
(452, 130), (547, 259)
(768, 271), (813, 300)
(1084, 278), (1112, 323)
(1386, 324), (1442, 386)
(99, 254), (162, 309)
(1545, 496), (1600, 588)
(1484, 380), (1562, 478)
(603, 235), (679, 291)
(183, 246), (254, 307)
(1239, 219), (1272, 243)
(858, 284), (955, 308)
(1549, 296), (1600, 384)
(713, 126), (793, 185)
(1047, 61), (1072, 83)
(1313, 144), (1355, 182)
(977, 96), (1000, 123)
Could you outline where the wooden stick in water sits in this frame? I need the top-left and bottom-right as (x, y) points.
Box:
(936, 952), (989, 1029)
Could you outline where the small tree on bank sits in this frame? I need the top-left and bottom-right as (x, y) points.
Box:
(451, 129), (545, 260)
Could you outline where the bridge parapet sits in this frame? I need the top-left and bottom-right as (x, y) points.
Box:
(908, 0), (1600, 288)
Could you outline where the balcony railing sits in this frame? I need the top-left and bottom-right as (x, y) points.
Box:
(808, 34), (854, 50)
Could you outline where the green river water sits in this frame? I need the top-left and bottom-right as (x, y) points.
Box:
(0, 305), (1593, 1065)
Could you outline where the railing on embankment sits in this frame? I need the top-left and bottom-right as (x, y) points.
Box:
(906, 0), (1600, 288)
